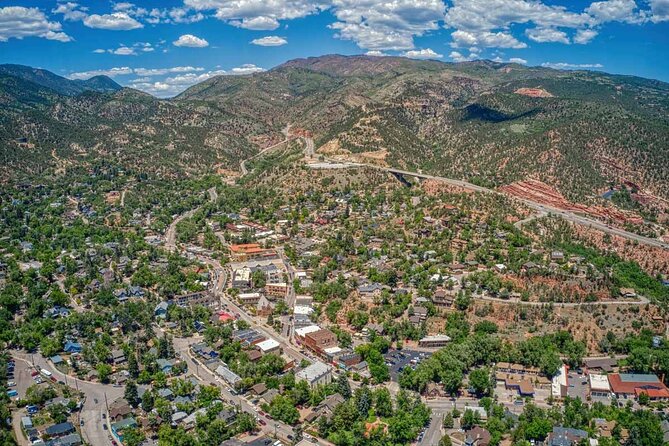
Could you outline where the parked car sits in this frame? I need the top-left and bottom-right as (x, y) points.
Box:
(7, 381), (16, 387)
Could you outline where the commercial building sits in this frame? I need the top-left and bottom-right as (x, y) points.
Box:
(256, 338), (281, 355)
(589, 374), (612, 398)
(304, 328), (338, 354)
(296, 361), (333, 387)
(608, 373), (669, 401)
(418, 334), (452, 348)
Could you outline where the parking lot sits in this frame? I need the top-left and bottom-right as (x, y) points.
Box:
(384, 349), (427, 381)
(566, 371), (589, 401)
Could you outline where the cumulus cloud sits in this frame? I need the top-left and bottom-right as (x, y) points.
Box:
(451, 30), (527, 49)
(94, 42), (155, 56)
(127, 64), (266, 97)
(401, 48), (443, 59)
(525, 27), (570, 44)
(83, 12), (143, 30)
(365, 50), (388, 56)
(541, 62), (604, 69)
(52, 2), (88, 21)
(185, 0), (325, 30)
(573, 28), (599, 44)
(173, 34), (209, 47)
(68, 67), (135, 79)
(586, 0), (643, 23)
(251, 36), (288, 46)
(330, 0), (445, 51)
(0, 6), (72, 42)
(649, 0), (669, 21)
(68, 66), (205, 80)
(509, 57), (528, 64)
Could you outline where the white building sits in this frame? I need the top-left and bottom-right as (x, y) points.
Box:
(589, 374), (611, 398)
(296, 361), (333, 387)
(257, 338), (281, 355)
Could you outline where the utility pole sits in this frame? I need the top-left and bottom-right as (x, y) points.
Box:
(104, 392), (109, 412)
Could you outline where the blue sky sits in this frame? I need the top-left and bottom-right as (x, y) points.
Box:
(1, 0), (668, 97)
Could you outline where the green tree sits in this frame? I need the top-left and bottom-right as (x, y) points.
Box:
(125, 380), (139, 407)
(337, 374), (352, 400)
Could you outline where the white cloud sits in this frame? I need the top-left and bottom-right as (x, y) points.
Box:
(573, 28), (598, 44)
(0, 6), (72, 42)
(509, 57), (528, 64)
(586, 0), (642, 23)
(127, 64), (266, 97)
(451, 30), (527, 48)
(93, 48), (106, 53)
(83, 12), (143, 30)
(68, 66), (205, 80)
(111, 46), (136, 55)
(251, 36), (288, 46)
(649, 0), (669, 21)
(525, 27), (570, 44)
(330, 0), (445, 50)
(365, 50), (388, 56)
(185, 0), (325, 30)
(449, 51), (476, 62)
(52, 2), (88, 21)
(68, 67), (134, 79)
(134, 66), (205, 76)
(541, 62), (604, 69)
(230, 63), (265, 74)
(173, 34), (209, 47)
(401, 48), (443, 59)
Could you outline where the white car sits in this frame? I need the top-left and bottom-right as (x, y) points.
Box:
(7, 381), (16, 387)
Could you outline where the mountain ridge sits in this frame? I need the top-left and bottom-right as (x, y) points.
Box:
(0, 64), (122, 96)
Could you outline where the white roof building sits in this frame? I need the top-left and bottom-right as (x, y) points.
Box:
(295, 325), (321, 338)
(257, 338), (281, 353)
(589, 374), (611, 393)
(296, 361), (332, 387)
(294, 305), (314, 315)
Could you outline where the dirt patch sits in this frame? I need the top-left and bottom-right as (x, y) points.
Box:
(515, 88), (554, 98)
(499, 179), (644, 225)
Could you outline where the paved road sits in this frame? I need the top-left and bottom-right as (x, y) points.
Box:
(514, 211), (546, 229)
(240, 125), (293, 176)
(345, 163), (669, 250)
(165, 208), (198, 252)
(474, 293), (650, 307)
(303, 136), (314, 158)
(11, 352), (123, 446)
(420, 412), (443, 446)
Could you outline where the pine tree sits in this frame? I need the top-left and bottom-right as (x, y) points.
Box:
(337, 374), (352, 400)
(125, 380), (139, 407)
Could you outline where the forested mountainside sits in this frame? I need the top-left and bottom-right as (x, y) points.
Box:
(2, 55), (668, 204)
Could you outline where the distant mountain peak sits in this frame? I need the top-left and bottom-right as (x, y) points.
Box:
(0, 63), (121, 96)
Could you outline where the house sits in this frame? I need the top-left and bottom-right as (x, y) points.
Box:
(619, 288), (637, 298)
(310, 393), (344, 421)
(50, 355), (64, 366)
(47, 433), (82, 446)
(358, 283), (383, 296)
(413, 306), (428, 320)
(497, 373), (534, 397)
(547, 427), (588, 446)
(424, 383), (445, 398)
(21, 416), (33, 429)
(217, 408), (237, 426)
(465, 426), (491, 446)
(109, 403), (132, 422)
(551, 251), (565, 261)
(154, 301), (169, 319)
(157, 388), (174, 400)
(250, 383), (267, 395)
(44, 422), (75, 438)
(63, 341), (82, 354)
(261, 389), (279, 405)
(156, 359), (174, 374)
(215, 365), (241, 387)
(337, 353), (362, 370)
(584, 357), (617, 373)
(296, 361), (333, 387)
(111, 349), (126, 365)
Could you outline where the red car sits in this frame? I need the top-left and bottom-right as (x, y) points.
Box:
(258, 419), (266, 426)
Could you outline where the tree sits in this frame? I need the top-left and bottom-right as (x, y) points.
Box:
(122, 428), (145, 446)
(373, 387), (393, 418)
(439, 435), (453, 446)
(337, 374), (352, 400)
(96, 363), (112, 383)
(443, 412), (454, 429)
(354, 386), (372, 418)
(128, 352), (139, 378)
(125, 380), (139, 407)
(469, 368), (492, 397)
(141, 390), (154, 412)
(461, 409), (481, 430)
(637, 391), (650, 406)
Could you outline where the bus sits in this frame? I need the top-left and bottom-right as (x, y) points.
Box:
(40, 368), (52, 377)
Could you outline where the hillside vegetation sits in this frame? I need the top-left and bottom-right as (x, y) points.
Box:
(2, 56), (668, 204)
